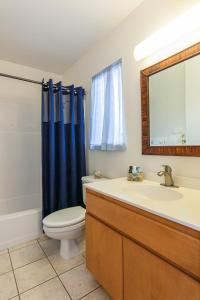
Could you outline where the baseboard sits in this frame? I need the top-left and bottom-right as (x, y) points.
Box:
(0, 230), (43, 250)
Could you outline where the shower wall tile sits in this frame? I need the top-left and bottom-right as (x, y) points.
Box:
(0, 69), (54, 214)
(0, 133), (41, 200)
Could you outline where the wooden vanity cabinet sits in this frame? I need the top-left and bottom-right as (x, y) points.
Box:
(86, 214), (123, 300)
(124, 237), (200, 300)
(86, 189), (200, 300)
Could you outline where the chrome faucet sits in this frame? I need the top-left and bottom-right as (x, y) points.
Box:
(157, 165), (178, 188)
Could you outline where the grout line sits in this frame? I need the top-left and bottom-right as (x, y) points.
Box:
(8, 295), (19, 300)
(0, 246), (84, 276)
(8, 248), (20, 299)
(37, 238), (85, 276)
(78, 286), (100, 300)
(9, 240), (38, 253)
(9, 296), (20, 300)
(6, 236), (98, 300)
(37, 237), (98, 300)
(37, 237), (49, 243)
(8, 238), (56, 298)
(58, 262), (85, 277)
(0, 243), (46, 275)
(36, 239), (73, 300)
(0, 250), (8, 256)
(10, 257), (47, 272)
(18, 275), (57, 297)
(12, 255), (46, 271)
(57, 276), (73, 300)
(0, 269), (13, 277)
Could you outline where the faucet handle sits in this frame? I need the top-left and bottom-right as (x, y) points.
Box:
(162, 165), (172, 173)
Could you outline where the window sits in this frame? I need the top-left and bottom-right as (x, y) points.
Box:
(89, 59), (126, 151)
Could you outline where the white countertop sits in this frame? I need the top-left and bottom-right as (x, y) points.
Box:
(85, 177), (200, 231)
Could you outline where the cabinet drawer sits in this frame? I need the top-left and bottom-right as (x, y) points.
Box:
(86, 190), (200, 279)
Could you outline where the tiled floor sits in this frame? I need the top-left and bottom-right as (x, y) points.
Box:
(0, 235), (111, 300)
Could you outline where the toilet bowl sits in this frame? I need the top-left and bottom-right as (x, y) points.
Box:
(43, 175), (109, 259)
(43, 206), (85, 259)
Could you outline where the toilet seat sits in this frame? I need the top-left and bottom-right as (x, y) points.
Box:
(43, 206), (85, 228)
(43, 220), (85, 233)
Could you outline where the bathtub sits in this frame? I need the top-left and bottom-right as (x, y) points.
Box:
(0, 195), (42, 250)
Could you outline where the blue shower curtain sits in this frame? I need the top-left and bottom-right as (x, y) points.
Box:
(42, 80), (86, 217)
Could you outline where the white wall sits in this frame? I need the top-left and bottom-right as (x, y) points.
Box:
(62, 0), (200, 185)
(0, 60), (61, 211)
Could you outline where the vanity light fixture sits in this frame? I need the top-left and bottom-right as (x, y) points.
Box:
(134, 4), (200, 61)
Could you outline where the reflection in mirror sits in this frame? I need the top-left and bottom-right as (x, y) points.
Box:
(149, 54), (200, 146)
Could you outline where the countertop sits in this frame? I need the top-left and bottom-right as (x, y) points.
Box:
(85, 177), (200, 231)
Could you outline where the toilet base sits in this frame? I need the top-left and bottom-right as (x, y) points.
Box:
(60, 239), (80, 260)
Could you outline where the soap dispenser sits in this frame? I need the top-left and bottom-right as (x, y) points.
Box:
(127, 166), (134, 181)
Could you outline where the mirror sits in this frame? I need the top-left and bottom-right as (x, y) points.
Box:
(141, 42), (200, 156)
(149, 55), (200, 146)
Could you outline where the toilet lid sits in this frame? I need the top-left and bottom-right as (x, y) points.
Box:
(43, 206), (86, 228)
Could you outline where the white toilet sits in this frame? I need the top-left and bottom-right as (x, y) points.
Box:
(43, 175), (108, 259)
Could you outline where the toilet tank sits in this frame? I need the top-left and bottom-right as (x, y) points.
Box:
(81, 175), (109, 205)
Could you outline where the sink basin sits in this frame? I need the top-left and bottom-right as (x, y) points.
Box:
(122, 185), (183, 201)
(86, 177), (200, 231)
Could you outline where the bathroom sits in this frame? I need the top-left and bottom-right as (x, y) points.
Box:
(1, 0), (200, 299)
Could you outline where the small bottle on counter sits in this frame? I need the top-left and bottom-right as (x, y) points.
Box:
(127, 166), (134, 181)
(127, 166), (144, 182)
(135, 166), (144, 182)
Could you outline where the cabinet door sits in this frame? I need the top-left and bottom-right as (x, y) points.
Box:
(86, 214), (123, 300)
(124, 237), (200, 300)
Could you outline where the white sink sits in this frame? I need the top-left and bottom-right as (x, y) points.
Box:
(85, 177), (200, 231)
(122, 185), (183, 201)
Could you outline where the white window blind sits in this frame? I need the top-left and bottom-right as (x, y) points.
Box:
(89, 59), (126, 151)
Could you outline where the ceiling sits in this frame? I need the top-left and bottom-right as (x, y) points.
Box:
(0, 0), (144, 74)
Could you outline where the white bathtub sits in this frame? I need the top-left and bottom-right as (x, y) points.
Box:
(0, 195), (42, 250)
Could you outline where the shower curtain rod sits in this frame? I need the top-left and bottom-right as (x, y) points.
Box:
(0, 72), (85, 95)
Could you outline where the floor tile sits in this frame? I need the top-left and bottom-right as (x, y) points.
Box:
(49, 253), (84, 275)
(14, 258), (56, 293)
(0, 271), (18, 300)
(39, 239), (60, 257)
(10, 242), (45, 269)
(82, 287), (112, 299)
(20, 277), (70, 300)
(9, 240), (37, 252)
(0, 248), (8, 256)
(37, 234), (49, 243)
(0, 253), (12, 275)
(60, 264), (99, 300)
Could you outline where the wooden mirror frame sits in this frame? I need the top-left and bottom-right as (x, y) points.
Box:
(141, 42), (200, 157)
